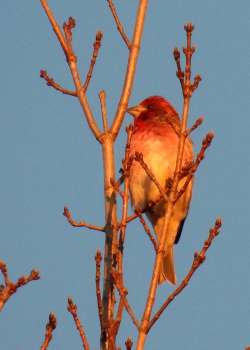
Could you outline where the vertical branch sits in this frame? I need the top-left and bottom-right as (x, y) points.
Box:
(40, 313), (57, 350)
(111, 0), (148, 139)
(136, 24), (200, 350)
(67, 298), (90, 350)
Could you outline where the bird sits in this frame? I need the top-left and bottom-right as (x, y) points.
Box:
(127, 96), (194, 285)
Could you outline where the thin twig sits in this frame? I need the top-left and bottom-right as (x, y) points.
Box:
(0, 260), (40, 312)
(175, 132), (214, 204)
(67, 297), (90, 350)
(125, 338), (133, 350)
(95, 250), (104, 330)
(186, 116), (204, 135)
(147, 219), (222, 332)
(112, 271), (140, 331)
(135, 210), (158, 252)
(83, 32), (103, 92)
(99, 90), (109, 132)
(134, 152), (169, 202)
(118, 126), (134, 253)
(40, 313), (57, 350)
(106, 0), (131, 48)
(63, 207), (105, 231)
(40, 70), (77, 96)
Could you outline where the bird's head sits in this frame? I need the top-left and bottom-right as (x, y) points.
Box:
(127, 96), (179, 121)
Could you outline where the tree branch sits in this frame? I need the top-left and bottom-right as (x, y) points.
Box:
(67, 297), (90, 350)
(63, 207), (105, 232)
(134, 210), (158, 253)
(83, 31), (103, 92)
(147, 219), (222, 332)
(112, 271), (140, 331)
(111, 0), (148, 139)
(136, 23), (202, 350)
(95, 251), (104, 331)
(0, 260), (40, 312)
(40, 70), (77, 96)
(99, 90), (109, 132)
(106, 0), (131, 49)
(40, 1), (102, 140)
(40, 313), (57, 350)
(175, 131), (214, 204)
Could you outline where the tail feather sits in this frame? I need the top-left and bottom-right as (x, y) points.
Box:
(158, 247), (176, 285)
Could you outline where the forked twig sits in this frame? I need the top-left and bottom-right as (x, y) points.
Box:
(0, 260), (40, 312)
(106, 0), (131, 48)
(40, 0), (101, 140)
(40, 313), (57, 350)
(67, 297), (90, 350)
(148, 219), (222, 332)
(63, 207), (105, 232)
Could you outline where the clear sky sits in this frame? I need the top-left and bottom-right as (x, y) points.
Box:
(1, 1), (250, 349)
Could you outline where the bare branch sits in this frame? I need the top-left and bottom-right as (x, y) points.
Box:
(83, 32), (103, 92)
(40, 313), (57, 350)
(111, 0), (148, 139)
(175, 132), (214, 204)
(67, 297), (90, 350)
(136, 23), (203, 350)
(99, 90), (109, 132)
(63, 207), (105, 232)
(40, 70), (77, 96)
(106, 0), (131, 48)
(148, 219), (222, 332)
(134, 152), (169, 202)
(40, 1), (101, 140)
(0, 260), (40, 312)
(95, 250), (104, 330)
(112, 271), (140, 331)
(186, 116), (204, 135)
(125, 337), (133, 350)
(134, 210), (158, 252)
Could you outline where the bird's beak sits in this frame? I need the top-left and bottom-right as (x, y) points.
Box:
(127, 104), (147, 118)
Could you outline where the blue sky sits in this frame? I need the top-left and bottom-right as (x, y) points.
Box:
(1, 1), (250, 349)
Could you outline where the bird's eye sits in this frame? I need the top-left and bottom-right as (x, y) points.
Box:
(147, 104), (153, 110)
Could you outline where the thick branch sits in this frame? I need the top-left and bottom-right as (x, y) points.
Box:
(63, 207), (105, 232)
(111, 0), (148, 139)
(0, 260), (40, 312)
(106, 0), (131, 48)
(67, 298), (90, 350)
(148, 219), (222, 331)
(40, 313), (57, 350)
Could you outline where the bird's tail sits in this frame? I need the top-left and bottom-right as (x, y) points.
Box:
(158, 246), (177, 285)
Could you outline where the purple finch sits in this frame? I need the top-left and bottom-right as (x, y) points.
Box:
(127, 96), (194, 284)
